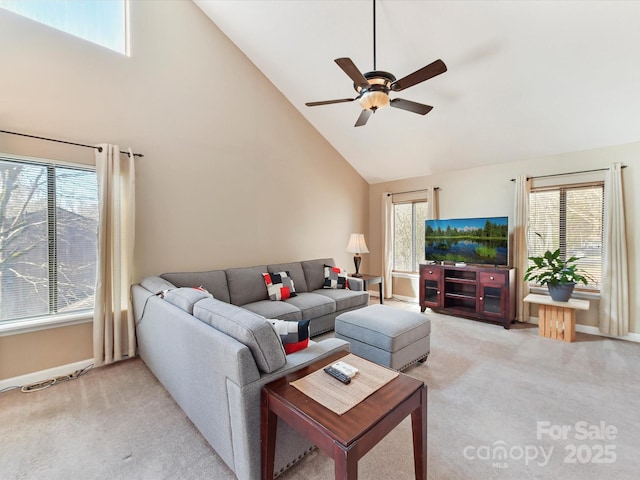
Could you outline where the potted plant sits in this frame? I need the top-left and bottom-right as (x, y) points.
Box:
(523, 248), (591, 302)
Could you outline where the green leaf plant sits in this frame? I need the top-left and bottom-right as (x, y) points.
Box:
(523, 248), (592, 287)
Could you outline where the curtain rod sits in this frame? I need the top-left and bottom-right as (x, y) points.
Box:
(510, 165), (626, 182)
(0, 129), (144, 158)
(387, 187), (438, 197)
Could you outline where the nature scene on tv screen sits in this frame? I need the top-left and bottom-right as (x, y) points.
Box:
(425, 217), (508, 265)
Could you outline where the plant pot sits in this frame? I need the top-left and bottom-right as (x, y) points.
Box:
(548, 283), (575, 302)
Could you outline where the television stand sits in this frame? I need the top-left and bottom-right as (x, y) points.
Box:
(419, 264), (516, 329)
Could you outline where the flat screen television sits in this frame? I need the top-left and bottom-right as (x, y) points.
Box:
(425, 216), (509, 266)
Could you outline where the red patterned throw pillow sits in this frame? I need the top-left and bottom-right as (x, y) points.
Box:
(323, 265), (349, 289)
(268, 319), (310, 354)
(262, 271), (297, 301)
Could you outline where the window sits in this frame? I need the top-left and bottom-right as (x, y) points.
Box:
(0, 155), (98, 323)
(0, 0), (128, 55)
(393, 201), (428, 273)
(528, 182), (604, 291)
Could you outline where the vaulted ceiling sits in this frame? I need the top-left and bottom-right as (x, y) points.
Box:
(195, 0), (640, 183)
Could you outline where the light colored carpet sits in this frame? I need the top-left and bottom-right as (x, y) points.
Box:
(2, 302), (639, 479)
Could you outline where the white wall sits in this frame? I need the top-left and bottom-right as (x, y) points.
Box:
(370, 142), (639, 333)
(0, 1), (368, 379)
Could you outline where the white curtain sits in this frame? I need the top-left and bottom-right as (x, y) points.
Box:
(599, 163), (629, 336)
(94, 144), (136, 366)
(381, 192), (393, 299)
(427, 187), (439, 220)
(513, 175), (531, 322)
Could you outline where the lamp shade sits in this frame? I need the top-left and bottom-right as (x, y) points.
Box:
(346, 234), (369, 254)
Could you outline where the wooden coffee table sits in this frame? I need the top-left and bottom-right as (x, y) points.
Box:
(261, 351), (427, 479)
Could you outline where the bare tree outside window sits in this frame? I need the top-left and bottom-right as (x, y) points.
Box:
(394, 203), (412, 272)
(0, 157), (98, 322)
(0, 162), (48, 319)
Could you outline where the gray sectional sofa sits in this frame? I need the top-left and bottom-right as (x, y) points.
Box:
(131, 258), (369, 479)
(159, 258), (369, 336)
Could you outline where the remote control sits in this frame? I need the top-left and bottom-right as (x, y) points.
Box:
(324, 366), (351, 384)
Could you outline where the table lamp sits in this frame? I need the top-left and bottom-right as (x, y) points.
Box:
(346, 233), (369, 278)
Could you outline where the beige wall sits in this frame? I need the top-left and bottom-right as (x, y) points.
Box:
(0, 1), (368, 380)
(0, 324), (93, 379)
(370, 142), (639, 333)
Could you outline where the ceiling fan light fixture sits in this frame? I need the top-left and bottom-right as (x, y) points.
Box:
(358, 89), (389, 111)
(357, 71), (395, 111)
(304, 0), (446, 126)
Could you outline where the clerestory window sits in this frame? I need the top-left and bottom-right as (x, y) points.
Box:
(0, 0), (128, 55)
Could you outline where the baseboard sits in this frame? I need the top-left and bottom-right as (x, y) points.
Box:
(0, 358), (94, 392)
(529, 316), (640, 343)
(371, 292), (419, 304)
(389, 294), (419, 304)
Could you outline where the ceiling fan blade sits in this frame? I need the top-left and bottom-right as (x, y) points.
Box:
(391, 59), (447, 92)
(335, 58), (370, 90)
(305, 98), (356, 107)
(390, 98), (434, 115)
(354, 109), (372, 127)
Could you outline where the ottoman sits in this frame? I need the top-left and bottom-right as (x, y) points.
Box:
(335, 304), (431, 371)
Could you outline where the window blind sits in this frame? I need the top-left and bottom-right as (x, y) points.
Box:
(393, 201), (428, 273)
(0, 157), (98, 322)
(528, 182), (603, 290)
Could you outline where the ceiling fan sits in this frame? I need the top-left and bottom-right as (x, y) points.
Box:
(305, 0), (447, 127)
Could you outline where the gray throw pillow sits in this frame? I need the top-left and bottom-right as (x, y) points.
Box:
(140, 276), (176, 295)
(164, 287), (213, 314)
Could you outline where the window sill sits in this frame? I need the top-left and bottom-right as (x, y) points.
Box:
(0, 312), (93, 337)
(528, 286), (600, 301)
(392, 271), (419, 279)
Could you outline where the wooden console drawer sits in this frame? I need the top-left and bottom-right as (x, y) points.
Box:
(421, 267), (441, 280)
(479, 271), (506, 284)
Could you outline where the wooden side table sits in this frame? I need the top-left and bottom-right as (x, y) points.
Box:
(261, 351), (427, 480)
(350, 274), (383, 304)
(524, 293), (590, 342)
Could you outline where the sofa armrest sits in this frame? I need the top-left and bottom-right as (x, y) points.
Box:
(226, 337), (350, 479)
(348, 277), (365, 291)
(258, 337), (350, 384)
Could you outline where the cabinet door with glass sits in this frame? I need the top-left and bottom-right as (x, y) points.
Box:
(478, 272), (508, 318)
(419, 265), (442, 311)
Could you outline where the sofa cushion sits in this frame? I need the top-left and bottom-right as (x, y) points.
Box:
(161, 270), (231, 304)
(163, 287), (213, 314)
(301, 258), (335, 291)
(323, 265), (349, 289)
(314, 288), (370, 311)
(267, 319), (310, 354)
(242, 300), (302, 321)
(225, 265), (269, 306)
(263, 271), (297, 301)
(268, 262), (308, 293)
(193, 298), (286, 373)
(285, 292), (336, 321)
